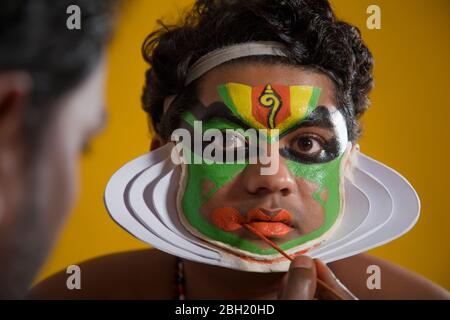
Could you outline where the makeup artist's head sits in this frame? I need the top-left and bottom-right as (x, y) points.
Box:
(142, 0), (373, 261)
(0, 0), (117, 298)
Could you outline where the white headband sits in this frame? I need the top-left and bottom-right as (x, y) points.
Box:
(185, 41), (287, 85)
(163, 41), (288, 112)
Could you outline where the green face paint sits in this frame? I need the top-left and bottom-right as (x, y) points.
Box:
(177, 83), (349, 257)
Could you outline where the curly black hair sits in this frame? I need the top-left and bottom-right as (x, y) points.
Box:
(142, 0), (374, 142)
(0, 0), (118, 142)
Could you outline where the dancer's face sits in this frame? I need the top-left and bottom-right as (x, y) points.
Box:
(178, 63), (351, 258)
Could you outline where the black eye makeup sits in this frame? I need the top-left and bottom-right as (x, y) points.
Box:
(178, 99), (347, 164)
(277, 106), (346, 164)
(279, 132), (340, 164)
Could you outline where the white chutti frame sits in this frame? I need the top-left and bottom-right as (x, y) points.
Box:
(104, 145), (420, 272)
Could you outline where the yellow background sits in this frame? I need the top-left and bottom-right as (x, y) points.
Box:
(36, 0), (450, 290)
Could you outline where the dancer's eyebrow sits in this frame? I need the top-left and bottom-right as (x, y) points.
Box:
(270, 105), (340, 140)
(193, 101), (251, 129)
(290, 106), (337, 131)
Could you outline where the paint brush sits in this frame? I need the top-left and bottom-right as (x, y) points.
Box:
(242, 223), (346, 300)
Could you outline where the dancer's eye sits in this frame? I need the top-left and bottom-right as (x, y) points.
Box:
(291, 135), (324, 156)
(279, 132), (340, 164)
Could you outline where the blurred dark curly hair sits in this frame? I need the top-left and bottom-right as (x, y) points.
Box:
(0, 0), (118, 147)
(142, 0), (374, 142)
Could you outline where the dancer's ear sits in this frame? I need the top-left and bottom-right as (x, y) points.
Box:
(0, 71), (31, 137)
(150, 134), (165, 151)
(0, 71), (32, 226)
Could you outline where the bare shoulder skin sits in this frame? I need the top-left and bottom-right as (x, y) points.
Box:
(29, 249), (449, 300)
(328, 254), (449, 300)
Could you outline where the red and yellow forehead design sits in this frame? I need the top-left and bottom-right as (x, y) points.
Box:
(217, 82), (321, 136)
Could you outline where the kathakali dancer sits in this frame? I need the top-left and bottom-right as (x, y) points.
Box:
(34, 0), (449, 300)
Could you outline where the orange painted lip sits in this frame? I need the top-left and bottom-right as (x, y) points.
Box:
(246, 221), (292, 238)
(211, 207), (294, 238)
(247, 208), (293, 224)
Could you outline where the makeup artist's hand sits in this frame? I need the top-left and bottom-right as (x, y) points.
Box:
(277, 256), (357, 300)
